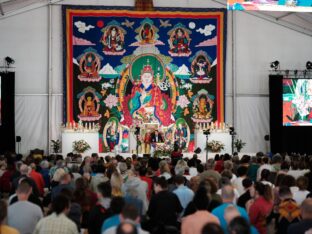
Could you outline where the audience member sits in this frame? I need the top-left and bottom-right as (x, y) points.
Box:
(287, 198), (312, 234)
(212, 185), (250, 234)
(88, 182), (112, 234)
(146, 177), (182, 232)
(33, 195), (78, 234)
(248, 182), (273, 234)
(8, 180), (43, 234)
(181, 186), (219, 234)
(0, 200), (19, 234)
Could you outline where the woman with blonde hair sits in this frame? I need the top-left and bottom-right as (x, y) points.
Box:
(159, 160), (171, 180)
(110, 171), (123, 197)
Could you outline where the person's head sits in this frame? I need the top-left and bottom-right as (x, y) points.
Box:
(121, 204), (140, 223)
(197, 163), (204, 173)
(174, 175), (185, 186)
(262, 156), (269, 164)
(297, 176), (309, 191)
(75, 177), (88, 191)
(154, 176), (168, 193)
(274, 173), (286, 187)
(175, 160), (187, 175)
(20, 164), (30, 175)
(111, 171), (123, 191)
(278, 186), (292, 200)
(141, 65), (154, 88)
(280, 161), (290, 171)
(260, 169), (270, 181)
(0, 200), (8, 224)
(224, 161), (233, 171)
(228, 217), (251, 234)
(52, 195), (70, 215)
(110, 197), (125, 215)
(301, 198), (312, 220)
(116, 222), (138, 234)
(221, 185), (235, 203)
(97, 182), (112, 199)
(159, 160), (170, 174)
(221, 170), (233, 180)
(16, 179), (32, 200)
(237, 166), (248, 177)
(280, 175), (296, 187)
(193, 186), (210, 210)
(201, 223), (224, 234)
(254, 182), (272, 201)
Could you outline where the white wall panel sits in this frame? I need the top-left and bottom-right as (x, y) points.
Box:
(0, 7), (48, 94)
(15, 96), (48, 154)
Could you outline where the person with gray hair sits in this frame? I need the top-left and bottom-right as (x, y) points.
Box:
(212, 185), (251, 234)
(121, 165), (148, 215)
(11, 164), (40, 197)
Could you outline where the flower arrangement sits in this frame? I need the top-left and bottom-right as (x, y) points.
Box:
(72, 140), (91, 153)
(206, 140), (225, 152)
(153, 144), (173, 157)
(234, 139), (246, 152)
(51, 139), (61, 153)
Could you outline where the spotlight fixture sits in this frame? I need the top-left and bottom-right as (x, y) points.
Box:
(4, 56), (15, 67)
(229, 127), (236, 136)
(203, 129), (210, 135)
(294, 70), (298, 76)
(134, 127), (140, 135)
(306, 61), (312, 70)
(270, 60), (280, 70)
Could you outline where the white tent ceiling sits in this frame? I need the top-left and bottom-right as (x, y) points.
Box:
(0, 0), (311, 36)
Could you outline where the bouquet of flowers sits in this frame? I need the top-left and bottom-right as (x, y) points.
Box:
(234, 139), (246, 152)
(72, 140), (91, 153)
(206, 140), (225, 152)
(153, 144), (173, 157)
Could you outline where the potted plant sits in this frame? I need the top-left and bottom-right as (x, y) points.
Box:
(51, 139), (61, 154)
(234, 139), (246, 152)
(206, 140), (225, 153)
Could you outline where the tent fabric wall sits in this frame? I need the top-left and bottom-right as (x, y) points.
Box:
(0, 0), (312, 155)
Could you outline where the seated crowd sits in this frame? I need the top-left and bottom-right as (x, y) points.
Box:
(0, 151), (312, 234)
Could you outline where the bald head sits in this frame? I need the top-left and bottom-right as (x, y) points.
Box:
(221, 185), (235, 203)
(301, 198), (312, 219)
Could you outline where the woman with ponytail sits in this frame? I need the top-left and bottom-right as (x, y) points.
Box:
(247, 182), (273, 234)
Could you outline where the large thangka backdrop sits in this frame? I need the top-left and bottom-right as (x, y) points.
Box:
(63, 6), (226, 153)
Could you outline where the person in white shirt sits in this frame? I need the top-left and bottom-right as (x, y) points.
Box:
(293, 176), (310, 206)
(232, 166), (248, 196)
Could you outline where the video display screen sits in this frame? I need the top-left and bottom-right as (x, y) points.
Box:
(283, 78), (312, 126)
(228, 0), (312, 12)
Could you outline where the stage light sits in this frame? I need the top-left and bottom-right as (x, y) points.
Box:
(294, 70), (298, 76)
(306, 61), (312, 70)
(229, 127), (236, 136)
(270, 60), (280, 70)
(134, 127), (140, 135)
(203, 129), (210, 135)
(4, 56), (15, 67)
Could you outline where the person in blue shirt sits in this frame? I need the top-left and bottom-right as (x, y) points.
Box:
(212, 185), (258, 234)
